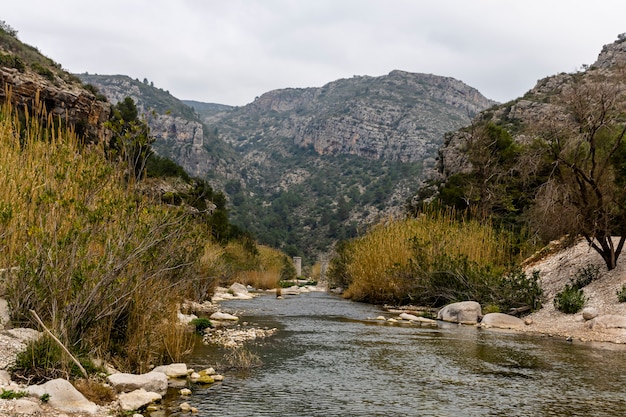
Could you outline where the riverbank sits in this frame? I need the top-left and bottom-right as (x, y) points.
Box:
(518, 238), (626, 344)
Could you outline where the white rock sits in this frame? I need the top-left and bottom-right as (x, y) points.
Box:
(375, 316), (386, 321)
(180, 388), (192, 396)
(152, 363), (188, 378)
(5, 328), (42, 344)
(480, 313), (525, 330)
(178, 312), (198, 325)
(210, 312), (239, 321)
(180, 402), (192, 412)
(203, 367), (216, 375)
(398, 313), (437, 324)
(26, 378), (99, 414)
(118, 389), (162, 412)
(588, 314), (626, 330)
(582, 307), (599, 321)
(107, 372), (168, 395)
(0, 370), (11, 385)
(229, 282), (248, 295)
(213, 374), (224, 382)
(0, 299), (10, 329)
(437, 301), (482, 325)
(12, 398), (42, 414)
(133, 414), (144, 417)
(387, 318), (398, 323)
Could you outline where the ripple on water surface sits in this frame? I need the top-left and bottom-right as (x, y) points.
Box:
(172, 292), (626, 417)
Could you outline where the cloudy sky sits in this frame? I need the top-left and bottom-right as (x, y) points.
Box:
(3, 1), (626, 106)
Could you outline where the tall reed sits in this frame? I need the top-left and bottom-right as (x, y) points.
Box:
(0, 95), (208, 372)
(339, 208), (517, 305)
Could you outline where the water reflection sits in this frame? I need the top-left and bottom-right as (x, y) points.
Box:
(166, 292), (626, 417)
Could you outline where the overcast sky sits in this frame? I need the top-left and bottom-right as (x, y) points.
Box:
(3, 1), (626, 106)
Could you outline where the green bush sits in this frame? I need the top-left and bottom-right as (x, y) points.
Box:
(0, 389), (28, 400)
(0, 52), (25, 72)
(498, 269), (543, 313)
(553, 284), (586, 314)
(30, 62), (55, 81)
(570, 265), (600, 289)
(190, 317), (212, 333)
(617, 284), (626, 303)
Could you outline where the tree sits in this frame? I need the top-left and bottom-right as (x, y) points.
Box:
(533, 76), (626, 270)
(107, 97), (154, 181)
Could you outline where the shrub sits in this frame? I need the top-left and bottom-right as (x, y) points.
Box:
(72, 379), (116, 405)
(30, 62), (55, 81)
(570, 265), (600, 289)
(0, 52), (25, 72)
(0, 389), (28, 400)
(617, 284), (626, 303)
(498, 269), (543, 313)
(190, 317), (212, 333)
(553, 285), (586, 314)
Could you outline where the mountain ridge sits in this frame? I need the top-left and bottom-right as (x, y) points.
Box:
(81, 70), (495, 261)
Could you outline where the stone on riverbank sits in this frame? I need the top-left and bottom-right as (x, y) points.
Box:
(582, 307), (599, 321)
(151, 363), (189, 378)
(480, 313), (525, 330)
(210, 311), (239, 321)
(588, 315), (626, 330)
(107, 372), (168, 396)
(26, 378), (99, 414)
(118, 389), (162, 412)
(437, 301), (482, 325)
(399, 313), (437, 324)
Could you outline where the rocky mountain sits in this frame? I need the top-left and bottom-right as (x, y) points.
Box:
(435, 36), (626, 183)
(197, 70), (495, 164)
(0, 29), (110, 142)
(78, 74), (238, 179)
(410, 34), (626, 248)
(82, 71), (495, 261)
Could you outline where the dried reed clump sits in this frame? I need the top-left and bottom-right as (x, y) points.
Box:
(0, 96), (210, 373)
(228, 244), (287, 289)
(339, 208), (517, 305)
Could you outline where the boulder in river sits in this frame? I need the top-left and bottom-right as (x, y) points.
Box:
(437, 301), (482, 325)
(210, 311), (239, 321)
(118, 388), (162, 411)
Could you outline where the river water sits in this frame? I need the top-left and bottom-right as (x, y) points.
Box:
(168, 291), (626, 416)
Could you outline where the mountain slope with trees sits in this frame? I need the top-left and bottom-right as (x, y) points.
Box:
(414, 35), (626, 271)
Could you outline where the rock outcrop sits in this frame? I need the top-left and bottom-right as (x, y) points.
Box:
(211, 70), (495, 163)
(437, 301), (482, 325)
(78, 74), (215, 178)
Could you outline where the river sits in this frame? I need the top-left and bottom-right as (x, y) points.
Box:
(165, 291), (626, 416)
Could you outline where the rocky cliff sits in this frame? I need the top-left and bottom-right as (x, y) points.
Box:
(205, 70), (495, 165)
(78, 74), (232, 178)
(0, 32), (110, 142)
(436, 36), (626, 182)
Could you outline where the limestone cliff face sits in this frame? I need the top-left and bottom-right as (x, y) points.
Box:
(209, 70), (495, 164)
(78, 74), (213, 178)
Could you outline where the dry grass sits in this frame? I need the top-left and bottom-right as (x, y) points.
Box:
(340, 208), (515, 304)
(230, 245), (287, 289)
(0, 94), (209, 372)
(73, 378), (117, 405)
